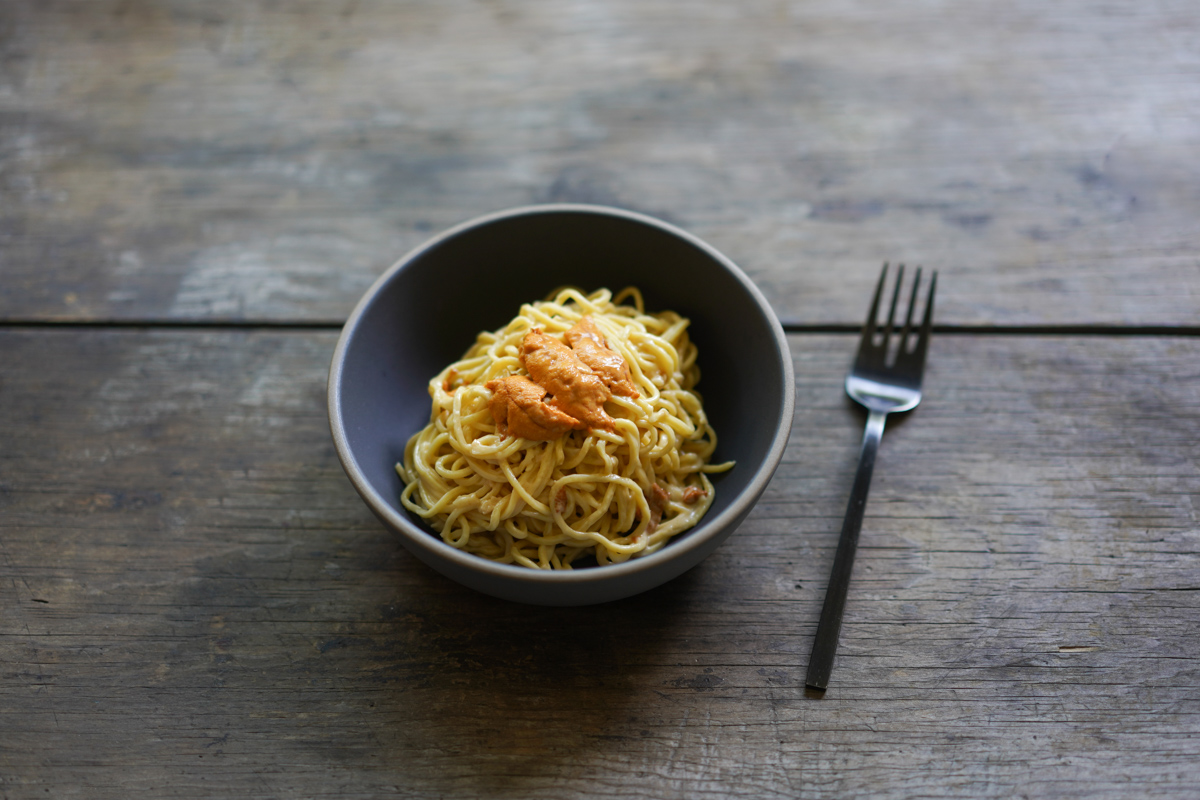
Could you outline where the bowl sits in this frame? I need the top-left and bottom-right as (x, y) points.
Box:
(328, 204), (794, 605)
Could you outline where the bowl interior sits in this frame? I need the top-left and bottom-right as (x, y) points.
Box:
(333, 206), (789, 569)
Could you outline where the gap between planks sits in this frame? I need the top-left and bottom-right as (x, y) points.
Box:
(2, 320), (1199, 337)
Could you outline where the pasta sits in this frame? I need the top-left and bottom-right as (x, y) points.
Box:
(396, 286), (732, 569)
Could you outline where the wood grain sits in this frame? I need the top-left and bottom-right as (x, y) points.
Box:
(2, 330), (1198, 798)
(2, 0), (1199, 326)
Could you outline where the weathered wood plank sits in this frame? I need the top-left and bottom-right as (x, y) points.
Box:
(1, 329), (1198, 797)
(2, 0), (1198, 326)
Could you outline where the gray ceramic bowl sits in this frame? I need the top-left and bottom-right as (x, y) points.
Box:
(328, 204), (794, 605)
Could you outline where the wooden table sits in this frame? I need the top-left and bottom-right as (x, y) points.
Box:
(3, 2), (1198, 797)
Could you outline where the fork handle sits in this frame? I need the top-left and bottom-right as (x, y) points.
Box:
(806, 409), (887, 691)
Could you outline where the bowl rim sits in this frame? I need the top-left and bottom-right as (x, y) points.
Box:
(328, 202), (795, 586)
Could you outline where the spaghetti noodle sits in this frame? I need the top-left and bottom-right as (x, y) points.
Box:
(397, 286), (732, 569)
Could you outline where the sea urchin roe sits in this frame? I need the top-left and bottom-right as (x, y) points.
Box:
(485, 321), (638, 441)
(519, 328), (616, 432)
(564, 316), (640, 398)
(484, 374), (582, 441)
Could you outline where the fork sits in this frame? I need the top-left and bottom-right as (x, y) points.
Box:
(805, 263), (937, 691)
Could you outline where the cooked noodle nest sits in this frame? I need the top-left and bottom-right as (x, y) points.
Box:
(397, 286), (733, 569)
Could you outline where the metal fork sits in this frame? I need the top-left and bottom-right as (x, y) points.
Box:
(805, 263), (937, 691)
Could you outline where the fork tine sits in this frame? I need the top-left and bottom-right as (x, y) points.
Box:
(899, 266), (923, 351)
(921, 271), (937, 337)
(882, 263), (905, 345)
(861, 263), (888, 343)
(909, 270), (938, 366)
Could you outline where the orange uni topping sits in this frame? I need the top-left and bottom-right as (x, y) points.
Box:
(484, 322), (640, 441)
(564, 316), (639, 399)
(520, 328), (616, 432)
(485, 374), (582, 441)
